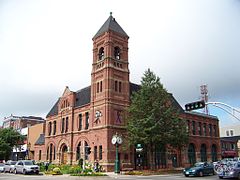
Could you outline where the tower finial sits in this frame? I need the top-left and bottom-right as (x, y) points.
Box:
(110, 12), (112, 16)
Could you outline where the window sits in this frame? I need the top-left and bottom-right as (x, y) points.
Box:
(230, 130), (234, 136)
(114, 47), (120, 60)
(198, 122), (202, 136)
(187, 120), (190, 134)
(119, 81), (122, 92)
(209, 124), (212, 136)
(78, 114), (82, 131)
(39, 150), (42, 160)
(48, 122), (52, 136)
(203, 123), (207, 136)
(213, 125), (217, 137)
(85, 112), (89, 130)
(99, 145), (102, 160)
(65, 117), (69, 133)
(97, 82), (99, 93)
(85, 141), (89, 160)
(100, 81), (102, 92)
(76, 142), (81, 161)
(192, 121), (196, 135)
(226, 130), (229, 136)
(115, 81), (118, 91)
(61, 118), (65, 133)
(94, 146), (97, 160)
(98, 47), (104, 60)
(53, 121), (56, 135)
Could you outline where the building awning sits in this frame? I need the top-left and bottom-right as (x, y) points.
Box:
(222, 150), (237, 157)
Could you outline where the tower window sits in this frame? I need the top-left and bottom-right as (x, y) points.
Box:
(119, 81), (122, 92)
(114, 47), (120, 60)
(97, 82), (99, 93)
(115, 81), (118, 91)
(100, 81), (102, 92)
(98, 47), (104, 60)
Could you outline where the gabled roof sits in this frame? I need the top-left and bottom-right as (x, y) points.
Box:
(93, 13), (128, 39)
(35, 134), (45, 145)
(46, 83), (139, 118)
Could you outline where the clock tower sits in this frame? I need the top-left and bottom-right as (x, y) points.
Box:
(90, 12), (130, 129)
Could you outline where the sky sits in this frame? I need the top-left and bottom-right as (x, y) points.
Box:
(0, 0), (240, 127)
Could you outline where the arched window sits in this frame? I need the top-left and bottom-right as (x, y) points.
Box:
(65, 117), (68, 133)
(114, 46), (120, 60)
(85, 141), (89, 160)
(211, 144), (217, 162)
(48, 122), (52, 136)
(50, 143), (53, 162)
(98, 47), (104, 60)
(188, 143), (196, 165)
(61, 118), (65, 133)
(53, 121), (56, 135)
(200, 144), (207, 162)
(76, 142), (81, 161)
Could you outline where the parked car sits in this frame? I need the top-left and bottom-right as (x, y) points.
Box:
(218, 161), (240, 179)
(4, 160), (17, 173)
(0, 163), (4, 172)
(14, 160), (39, 175)
(183, 162), (215, 177)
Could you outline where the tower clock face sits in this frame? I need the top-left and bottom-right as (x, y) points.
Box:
(111, 136), (117, 145)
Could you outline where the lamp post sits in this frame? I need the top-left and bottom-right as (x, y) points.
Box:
(111, 133), (123, 173)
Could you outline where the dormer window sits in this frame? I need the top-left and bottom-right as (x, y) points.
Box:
(98, 47), (104, 60)
(114, 47), (120, 60)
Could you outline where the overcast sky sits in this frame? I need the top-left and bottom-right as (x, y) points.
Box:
(1, 0), (240, 127)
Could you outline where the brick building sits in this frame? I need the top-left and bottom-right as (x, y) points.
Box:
(35, 13), (221, 171)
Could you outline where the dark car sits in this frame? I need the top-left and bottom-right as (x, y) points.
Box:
(218, 161), (240, 179)
(183, 162), (215, 177)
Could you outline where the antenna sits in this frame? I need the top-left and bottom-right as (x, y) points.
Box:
(200, 84), (209, 114)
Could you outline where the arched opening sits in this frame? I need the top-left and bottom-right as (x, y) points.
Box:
(211, 144), (217, 162)
(98, 47), (104, 60)
(84, 141), (89, 160)
(114, 46), (120, 60)
(188, 143), (196, 165)
(61, 144), (68, 164)
(76, 142), (81, 161)
(200, 144), (207, 162)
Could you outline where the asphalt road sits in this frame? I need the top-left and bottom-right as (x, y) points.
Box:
(0, 173), (219, 180)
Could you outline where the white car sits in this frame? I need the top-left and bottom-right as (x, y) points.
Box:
(14, 160), (39, 175)
(0, 163), (4, 172)
(4, 160), (17, 173)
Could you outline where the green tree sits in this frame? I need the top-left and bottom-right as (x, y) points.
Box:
(127, 69), (188, 169)
(0, 128), (25, 160)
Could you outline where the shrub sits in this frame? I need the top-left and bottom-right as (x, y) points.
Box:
(52, 167), (62, 175)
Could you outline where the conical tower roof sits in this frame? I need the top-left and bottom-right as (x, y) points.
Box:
(93, 12), (128, 39)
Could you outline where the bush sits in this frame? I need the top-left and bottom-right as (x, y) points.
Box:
(52, 167), (62, 175)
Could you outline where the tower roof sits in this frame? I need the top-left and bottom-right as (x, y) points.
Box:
(93, 12), (128, 39)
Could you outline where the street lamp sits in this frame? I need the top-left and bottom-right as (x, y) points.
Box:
(111, 133), (123, 173)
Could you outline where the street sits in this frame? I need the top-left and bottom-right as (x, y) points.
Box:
(0, 173), (220, 180)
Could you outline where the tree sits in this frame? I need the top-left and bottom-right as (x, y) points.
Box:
(0, 128), (25, 160)
(127, 69), (188, 169)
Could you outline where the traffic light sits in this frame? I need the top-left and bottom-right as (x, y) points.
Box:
(85, 146), (91, 155)
(185, 100), (205, 111)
